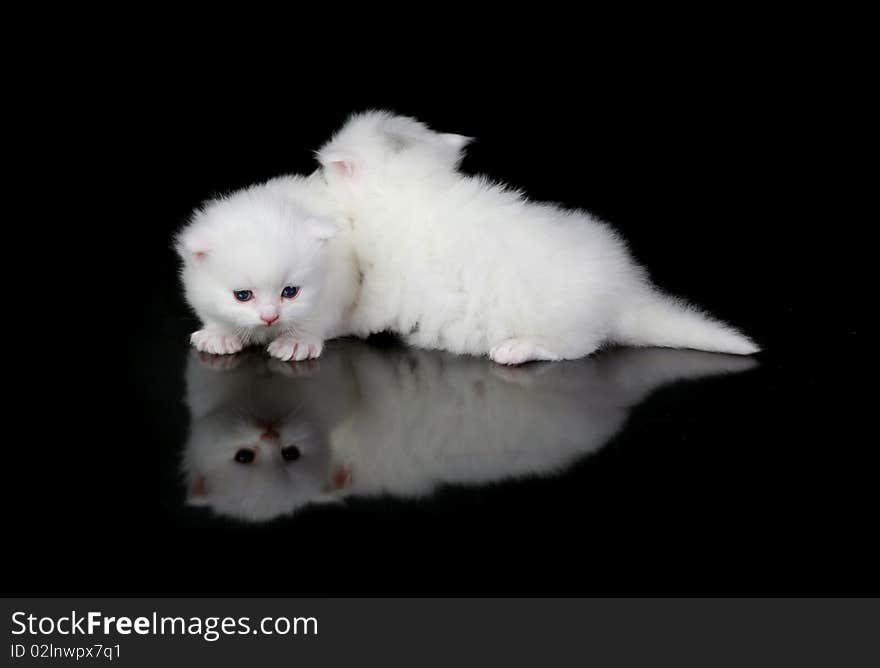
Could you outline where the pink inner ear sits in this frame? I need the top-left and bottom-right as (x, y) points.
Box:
(332, 160), (355, 178)
(192, 474), (207, 497)
(332, 465), (354, 490)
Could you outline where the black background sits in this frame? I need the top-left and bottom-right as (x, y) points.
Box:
(7, 26), (871, 596)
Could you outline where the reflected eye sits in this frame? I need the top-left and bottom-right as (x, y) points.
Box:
(281, 286), (299, 299)
(233, 290), (253, 302)
(281, 445), (301, 462)
(234, 448), (255, 464)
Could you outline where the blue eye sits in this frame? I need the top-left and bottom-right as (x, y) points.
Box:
(233, 290), (253, 302)
(281, 286), (299, 299)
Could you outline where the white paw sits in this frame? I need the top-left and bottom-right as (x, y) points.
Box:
(191, 329), (244, 355)
(267, 335), (324, 362)
(489, 339), (558, 366)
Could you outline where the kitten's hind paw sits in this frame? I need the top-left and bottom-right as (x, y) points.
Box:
(191, 329), (244, 355)
(489, 339), (561, 366)
(267, 335), (323, 362)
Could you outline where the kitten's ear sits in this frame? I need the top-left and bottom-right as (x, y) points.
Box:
(312, 493), (345, 507)
(305, 216), (339, 242)
(326, 464), (354, 491)
(176, 228), (210, 262)
(440, 133), (472, 150)
(186, 474), (211, 506)
(319, 151), (359, 181)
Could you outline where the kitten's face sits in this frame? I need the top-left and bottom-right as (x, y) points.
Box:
(177, 190), (337, 334)
(184, 405), (334, 521)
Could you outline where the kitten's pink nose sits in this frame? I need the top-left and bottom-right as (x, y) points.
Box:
(260, 305), (279, 325)
(260, 428), (280, 443)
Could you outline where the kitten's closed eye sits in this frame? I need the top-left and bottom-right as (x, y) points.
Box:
(281, 286), (299, 299)
(234, 290), (254, 302)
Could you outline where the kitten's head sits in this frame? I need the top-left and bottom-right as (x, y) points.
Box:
(176, 186), (337, 333)
(183, 396), (337, 522)
(316, 110), (472, 188)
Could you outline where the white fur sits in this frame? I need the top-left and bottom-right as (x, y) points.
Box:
(182, 342), (757, 521)
(317, 111), (759, 363)
(175, 174), (360, 360)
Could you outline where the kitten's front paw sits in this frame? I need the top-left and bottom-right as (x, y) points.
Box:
(267, 335), (323, 362)
(191, 329), (244, 355)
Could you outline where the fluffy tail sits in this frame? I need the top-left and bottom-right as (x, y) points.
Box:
(613, 292), (760, 355)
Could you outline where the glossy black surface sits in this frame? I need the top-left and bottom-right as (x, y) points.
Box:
(9, 55), (869, 595)
(175, 340), (760, 524)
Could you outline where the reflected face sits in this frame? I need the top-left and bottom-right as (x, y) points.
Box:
(180, 343), (757, 523)
(184, 395), (333, 522)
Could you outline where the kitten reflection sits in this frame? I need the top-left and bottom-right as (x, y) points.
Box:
(182, 342), (756, 522)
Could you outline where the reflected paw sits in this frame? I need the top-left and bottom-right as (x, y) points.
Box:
(267, 335), (323, 362)
(196, 350), (244, 370)
(267, 357), (321, 377)
(490, 361), (554, 384)
(191, 329), (243, 355)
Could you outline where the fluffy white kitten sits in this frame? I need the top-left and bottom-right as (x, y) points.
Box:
(175, 174), (359, 361)
(317, 111), (759, 364)
(182, 341), (756, 522)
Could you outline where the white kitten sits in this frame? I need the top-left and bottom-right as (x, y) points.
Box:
(317, 111), (759, 364)
(175, 175), (359, 361)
